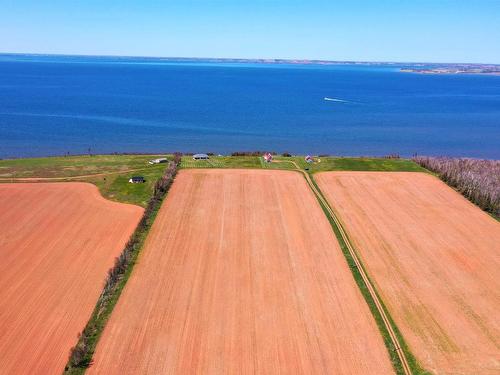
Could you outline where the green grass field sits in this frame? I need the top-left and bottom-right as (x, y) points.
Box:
(180, 155), (262, 169)
(272, 156), (427, 173)
(0, 154), (167, 178)
(84, 166), (166, 207)
(181, 155), (425, 173)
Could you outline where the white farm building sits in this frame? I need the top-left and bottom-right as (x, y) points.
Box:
(193, 153), (209, 160)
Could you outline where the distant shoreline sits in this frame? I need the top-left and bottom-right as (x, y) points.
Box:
(400, 66), (500, 75)
(1, 52), (499, 68)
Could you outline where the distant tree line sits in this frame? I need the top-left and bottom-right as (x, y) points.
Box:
(383, 153), (400, 159)
(66, 154), (181, 371)
(413, 156), (499, 217)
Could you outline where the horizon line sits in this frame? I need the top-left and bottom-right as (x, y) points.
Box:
(1, 51), (499, 66)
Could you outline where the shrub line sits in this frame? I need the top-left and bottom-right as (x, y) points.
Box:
(63, 154), (181, 374)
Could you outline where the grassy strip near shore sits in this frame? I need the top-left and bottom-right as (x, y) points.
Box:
(1, 154), (425, 177)
(63, 158), (180, 375)
(180, 155), (261, 169)
(0, 154), (166, 178)
(1, 154), (425, 205)
(272, 156), (427, 172)
(180, 155), (426, 172)
(306, 173), (430, 375)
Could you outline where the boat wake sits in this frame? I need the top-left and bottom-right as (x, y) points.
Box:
(324, 97), (349, 103)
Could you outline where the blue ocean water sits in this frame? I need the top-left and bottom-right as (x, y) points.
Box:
(0, 54), (499, 159)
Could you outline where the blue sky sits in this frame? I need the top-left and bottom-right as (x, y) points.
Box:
(1, 0), (499, 63)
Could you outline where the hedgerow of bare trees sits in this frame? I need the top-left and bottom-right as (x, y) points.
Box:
(66, 154), (181, 371)
(413, 156), (500, 217)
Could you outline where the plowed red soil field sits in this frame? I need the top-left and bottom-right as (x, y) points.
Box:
(316, 172), (500, 375)
(0, 183), (143, 375)
(88, 169), (394, 374)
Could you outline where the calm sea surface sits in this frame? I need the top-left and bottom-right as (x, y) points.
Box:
(1, 54), (499, 158)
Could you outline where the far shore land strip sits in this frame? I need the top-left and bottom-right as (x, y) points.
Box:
(2, 53), (499, 75)
(400, 63), (500, 75)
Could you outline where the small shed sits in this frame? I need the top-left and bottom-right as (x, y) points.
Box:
(263, 152), (273, 163)
(129, 176), (146, 183)
(149, 157), (168, 164)
(193, 153), (209, 160)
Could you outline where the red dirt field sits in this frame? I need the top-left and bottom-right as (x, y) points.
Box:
(316, 172), (500, 375)
(88, 169), (394, 375)
(0, 183), (143, 375)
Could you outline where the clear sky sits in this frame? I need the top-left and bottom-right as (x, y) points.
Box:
(1, 0), (499, 63)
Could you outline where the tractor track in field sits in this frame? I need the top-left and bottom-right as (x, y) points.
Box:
(274, 159), (412, 375)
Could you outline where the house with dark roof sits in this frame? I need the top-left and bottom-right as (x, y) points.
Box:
(129, 176), (146, 183)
